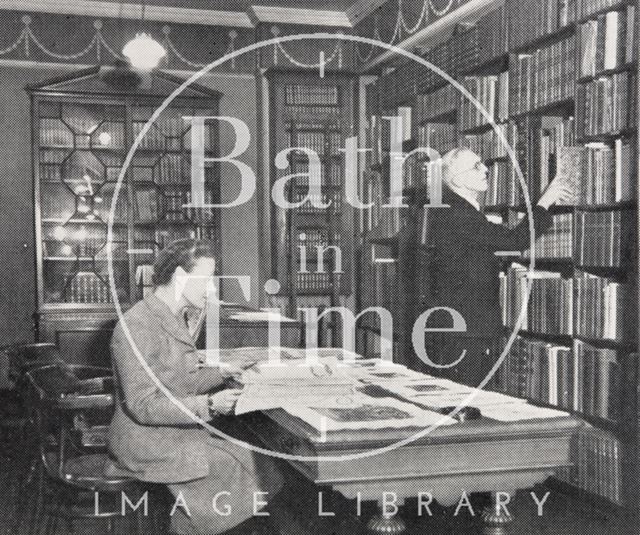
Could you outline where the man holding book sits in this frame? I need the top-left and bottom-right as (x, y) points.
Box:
(418, 147), (573, 387)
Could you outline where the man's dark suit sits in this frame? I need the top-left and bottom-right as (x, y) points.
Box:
(411, 187), (554, 386)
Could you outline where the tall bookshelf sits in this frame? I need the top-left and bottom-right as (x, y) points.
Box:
(266, 68), (357, 345)
(357, 0), (639, 515)
(28, 66), (221, 366)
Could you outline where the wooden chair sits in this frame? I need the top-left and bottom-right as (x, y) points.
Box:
(21, 364), (166, 535)
(1, 343), (63, 458)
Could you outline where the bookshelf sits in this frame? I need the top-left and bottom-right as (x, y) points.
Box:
(28, 66), (221, 366)
(357, 0), (639, 515)
(266, 68), (357, 344)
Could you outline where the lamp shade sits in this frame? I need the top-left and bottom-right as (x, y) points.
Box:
(122, 33), (166, 70)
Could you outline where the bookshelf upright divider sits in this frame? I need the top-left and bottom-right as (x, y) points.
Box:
(266, 68), (357, 345)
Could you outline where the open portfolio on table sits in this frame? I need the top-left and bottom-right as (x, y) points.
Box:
(200, 347), (570, 429)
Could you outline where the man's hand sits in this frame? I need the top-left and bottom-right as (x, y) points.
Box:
(537, 178), (574, 209)
(208, 388), (242, 416)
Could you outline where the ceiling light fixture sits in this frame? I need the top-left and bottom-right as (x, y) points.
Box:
(122, 0), (166, 71)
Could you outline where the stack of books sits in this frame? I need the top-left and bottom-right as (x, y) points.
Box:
(509, 35), (577, 116)
(523, 213), (573, 259)
(463, 123), (509, 160)
(459, 72), (509, 130)
(578, 71), (632, 136)
(502, 266), (573, 335)
(575, 210), (624, 267)
(500, 335), (573, 408)
(580, 139), (634, 203)
(578, 5), (636, 78)
(575, 271), (625, 341)
(506, 0), (577, 51)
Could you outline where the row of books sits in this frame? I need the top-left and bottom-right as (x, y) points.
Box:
(156, 154), (189, 184)
(556, 427), (623, 505)
(578, 5), (636, 78)
(577, 71), (633, 136)
(298, 227), (333, 249)
(580, 139), (635, 204)
(463, 123), (509, 161)
(131, 120), (212, 151)
(40, 119), (80, 148)
(413, 29), (480, 96)
(499, 336), (620, 422)
(523, 213), (574, 259)
(416, 84), (458, 123)
(476, 6), (507, 66)
(459, 72), (509, 131)
(483, 161), (511, 207)
(134, 188), (217, 223)
(506, 0), (577, 51)
(64, 271), (111, 303)
(579, 0), (631, 19)
(575, 210), (625, 267)
(575, 270), (626, 341)
(282, 106), (343, 123)
(286, 131), (344, 157)
(500, 336), (573, 407)
(501, 265), (574, 335)
(284, 84), (339, 106)
(290, 161), (343, 187)
(508, 35), (577, 116)
(574, 339), (620, 420)
(417, 123), (457, 156)
(295, 272), (341, 294)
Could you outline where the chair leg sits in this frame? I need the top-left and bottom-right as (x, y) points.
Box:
(26, 462), (46, 535)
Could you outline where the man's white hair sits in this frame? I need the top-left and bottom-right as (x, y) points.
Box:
(440, 147), (476, 189)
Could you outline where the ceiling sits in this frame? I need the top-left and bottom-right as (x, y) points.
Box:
(107, 0), (357, 13)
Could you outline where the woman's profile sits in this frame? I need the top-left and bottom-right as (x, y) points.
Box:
(107, 238), (283, 534)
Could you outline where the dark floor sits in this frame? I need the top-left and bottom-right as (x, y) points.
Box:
(0, 425), (626, 535)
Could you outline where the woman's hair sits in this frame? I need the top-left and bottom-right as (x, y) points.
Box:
(152, 238), (217, 287)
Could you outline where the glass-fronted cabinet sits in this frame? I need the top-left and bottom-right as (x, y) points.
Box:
(29, 66), (221, 365)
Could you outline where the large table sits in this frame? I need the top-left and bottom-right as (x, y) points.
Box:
(244, 386), (582, 535)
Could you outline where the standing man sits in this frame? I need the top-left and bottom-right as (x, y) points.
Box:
(416, 147), (571, 386)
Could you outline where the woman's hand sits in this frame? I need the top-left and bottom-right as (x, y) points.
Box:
(218, 363), (244, 381)
(208, 388), (242, 416)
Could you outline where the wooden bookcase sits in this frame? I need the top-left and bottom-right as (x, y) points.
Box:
(357, 0), (640, 514)
(28, 66), (221, 366)
(265, 67), (358, 344)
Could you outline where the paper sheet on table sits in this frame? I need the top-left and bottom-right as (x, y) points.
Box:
(404, 389), (528, 410)
(378, 378), (475, 400)
(200, 346), (374, 369)
(281, 396), (456, 431)
(228, 310), (296, 322)
(234, 387), (362, 415)
(356, 363), (429, 383)
(234, 358), (359, 415)
(480, 403), (570, 421)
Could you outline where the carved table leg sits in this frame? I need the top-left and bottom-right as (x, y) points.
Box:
(366, 507), (406, 535)
(481, 492), (514, 535)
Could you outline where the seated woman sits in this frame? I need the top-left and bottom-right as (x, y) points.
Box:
(108, 238), (283, 534)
